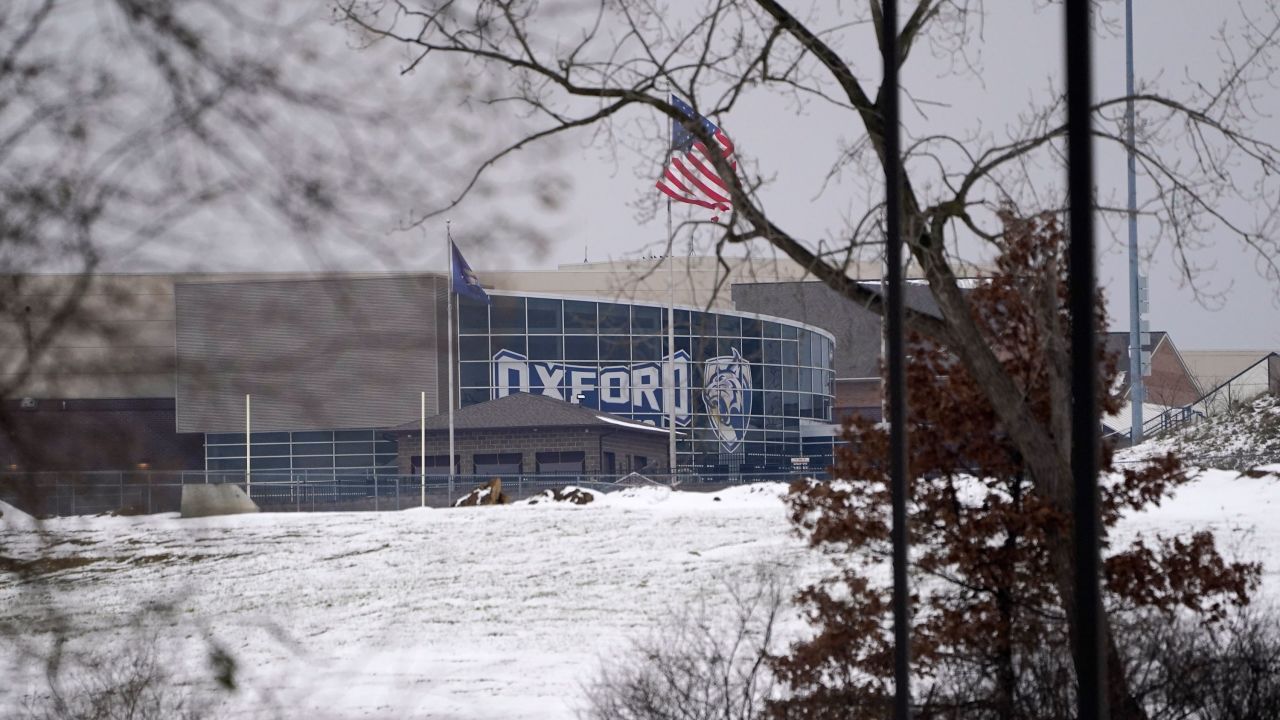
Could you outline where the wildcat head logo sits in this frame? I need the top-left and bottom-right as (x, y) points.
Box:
(702, 348), (752, 453)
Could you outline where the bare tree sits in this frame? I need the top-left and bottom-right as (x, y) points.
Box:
(584, 566), (787, 720)
(337, 1), (1280, 716)
(0, 1), (448, 713)
(0, 0), (447, 469)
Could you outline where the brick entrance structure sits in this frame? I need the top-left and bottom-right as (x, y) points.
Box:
(386, 392), (672, 477)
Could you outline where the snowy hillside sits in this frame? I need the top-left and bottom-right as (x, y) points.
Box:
(1, 485), (817, 720)
(1117, 393), (1280, 467)
(3, 473), (1279, 719)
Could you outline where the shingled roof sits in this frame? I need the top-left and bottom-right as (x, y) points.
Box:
(386, 392), (671, 434)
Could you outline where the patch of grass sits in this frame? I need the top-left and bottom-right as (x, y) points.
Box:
(53, 538), (98, 548)
(321, 543), (390, 561)
(0, 555), (100, 576)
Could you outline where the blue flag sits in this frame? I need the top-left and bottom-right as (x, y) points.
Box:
(450, 241), (489, 304)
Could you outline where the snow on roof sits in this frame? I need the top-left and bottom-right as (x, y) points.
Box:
(594, 414), (676, 434)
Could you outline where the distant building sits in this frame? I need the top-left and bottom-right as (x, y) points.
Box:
(733, 280), (947, 422)
(1103, 331), (1202, 408)
(1180, 349), (1280, 394)
(0, 265), (835, 475)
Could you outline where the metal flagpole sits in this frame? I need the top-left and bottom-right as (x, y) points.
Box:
(666, 199), (677, 476)
(1125, 0), (1144, 444)
(420, 391), (426, 507)
(446, 224), (457, 495)
(882, 1), (912, 718)
(1066, 0), (1106, 717)
(244, 394), (252, 498)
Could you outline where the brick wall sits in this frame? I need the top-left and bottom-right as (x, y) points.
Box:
(835, 378), (882, 421)
(1145, 341), (1202, 407)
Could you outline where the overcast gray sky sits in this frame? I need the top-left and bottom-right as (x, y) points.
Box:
(92, 0), (1280, 351)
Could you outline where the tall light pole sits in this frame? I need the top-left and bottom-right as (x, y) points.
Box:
(1126, 0), (1147, 443)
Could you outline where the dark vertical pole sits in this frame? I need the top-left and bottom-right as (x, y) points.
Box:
(1065, 2), (1106, 719)
(882, 1), (911, 719)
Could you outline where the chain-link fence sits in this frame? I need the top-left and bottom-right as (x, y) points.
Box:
(0, 470), (809, 518)
(1114, 454), (1277, 471)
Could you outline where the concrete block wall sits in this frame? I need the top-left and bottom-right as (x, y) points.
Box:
(395, 427), (669, 476)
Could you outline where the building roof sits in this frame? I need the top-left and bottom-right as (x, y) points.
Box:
(1102, 330), (1167, 365)
(386, 392), (673, 435)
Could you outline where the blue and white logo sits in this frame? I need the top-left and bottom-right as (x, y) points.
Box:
(702, 348), (752, 453)
(492, 350), (693, 426)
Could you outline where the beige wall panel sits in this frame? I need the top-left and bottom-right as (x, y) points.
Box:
(176, 275), (447, 434)
(14, 373), (175, 399)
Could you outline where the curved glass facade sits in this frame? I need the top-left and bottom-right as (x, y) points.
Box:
(457, 292), (835, 471)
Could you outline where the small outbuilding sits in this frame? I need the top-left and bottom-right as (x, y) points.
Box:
(386, 392), (674, 477)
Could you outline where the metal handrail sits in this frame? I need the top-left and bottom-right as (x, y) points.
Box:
(1141, 351), (1278, 437)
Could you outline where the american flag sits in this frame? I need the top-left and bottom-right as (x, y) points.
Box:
(655, 95), (736, 221)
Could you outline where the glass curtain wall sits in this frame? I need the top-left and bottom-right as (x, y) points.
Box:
(204, 429), (398, 477)
(457, 293), (835, 471)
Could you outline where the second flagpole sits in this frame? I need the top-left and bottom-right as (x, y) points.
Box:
(666, 198), (677, 476)
(446, 223), (457, 497)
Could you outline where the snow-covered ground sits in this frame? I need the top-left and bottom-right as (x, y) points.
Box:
(2, 471), (1278, 719)
(1, 485), (817, 719)
(1117, 394), (1280, 464)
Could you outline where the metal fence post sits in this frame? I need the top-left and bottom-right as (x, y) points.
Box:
(374, 474), (379, 512)
(1066, 0), (1106, 716)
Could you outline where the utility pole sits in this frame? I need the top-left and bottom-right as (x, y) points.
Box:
(1126, 0), (1150, 444)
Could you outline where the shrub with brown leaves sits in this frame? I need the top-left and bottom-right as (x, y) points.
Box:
(770, 214), (1261, 720)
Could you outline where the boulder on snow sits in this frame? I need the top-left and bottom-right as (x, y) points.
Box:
(0, 499), (39, 530)
(525, 486), (597, 506)
(180, 484), (260, 518)
(454, 478), (510, 507)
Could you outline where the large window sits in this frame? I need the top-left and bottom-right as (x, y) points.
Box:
(598, 303), (630, 333)
(632, 305), (662, 334)
(204, 430), (397, 476)
(563, 300), (597, 332)
(473, 452), (522, 476)
(490, 296), (526, 333)
(536, 451), (585, 474)
(528, 298), (563, 333)
(414, 454), (459, 476)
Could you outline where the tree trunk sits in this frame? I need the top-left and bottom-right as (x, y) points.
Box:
(994, 586), (1017, 720)
(1045, 526), (1149, 720)
(903, 222), (1147, 719)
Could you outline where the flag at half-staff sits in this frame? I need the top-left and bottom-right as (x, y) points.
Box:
(655, 95), (737, 222)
